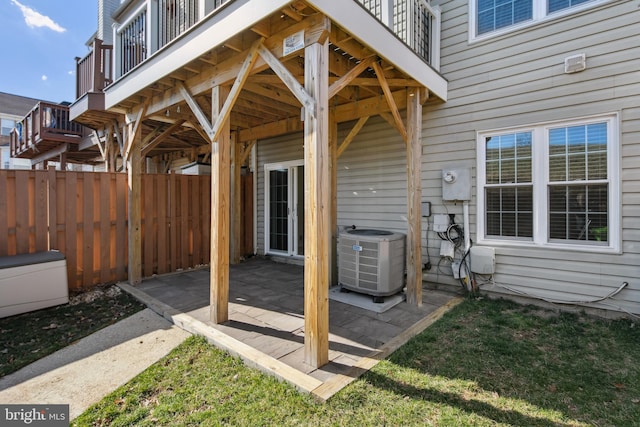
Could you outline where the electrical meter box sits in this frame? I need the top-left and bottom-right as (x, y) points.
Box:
(442, 168), (472, 201)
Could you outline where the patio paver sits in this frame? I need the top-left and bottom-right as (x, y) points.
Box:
(122, 257), (463, 400)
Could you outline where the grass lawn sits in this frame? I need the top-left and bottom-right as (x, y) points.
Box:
(73, 298), (640, 426)
(0, 286), (145, 377)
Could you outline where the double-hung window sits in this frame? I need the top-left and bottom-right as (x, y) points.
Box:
(477, 114), (620, 252)
(471, 0), (608, 40)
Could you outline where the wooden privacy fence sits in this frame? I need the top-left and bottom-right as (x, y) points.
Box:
(0, 169), (211, 290)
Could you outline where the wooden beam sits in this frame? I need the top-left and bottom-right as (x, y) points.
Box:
(210, 39), (264, 143)
(243, 82), (301, 108)
(328, 56), (376, 99)
(210, 85), (231, 324)
(303, 40), (330, 369)
(341, 77), (423, 87)
(94, 130), (105, 159)
(334, 89), (408, 125)
(112, 120), (124, 158)
(405, 88), (423, 306)
(239, 139), (258, 165)
(372, 62), (407, 142)
(124, 103), (148, 162)
(29, 143), (69, 166)
(257, 44), (315, 117)
(337, 116), (369, 158)
(236, 90), (408, 143)
(178, 81), (213, 138)
(146, 14), (330, 117)
(141, 120), (187, 157)
(127, 126), (143, 285)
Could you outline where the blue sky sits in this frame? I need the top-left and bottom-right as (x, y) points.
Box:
(0, 0), (97, 103)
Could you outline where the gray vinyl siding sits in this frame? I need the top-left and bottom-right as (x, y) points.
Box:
(253, 0), (639, 315)
(256, 116), (410, 257)
(422, 0), (640, 314)
(336, 116), (408, 233)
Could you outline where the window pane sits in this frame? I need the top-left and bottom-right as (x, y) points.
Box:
(486, 160), (500, 184)
(587, 123), (607, 150)
(516, 132), (532, 157)
(502, 159), (516, 183)
(567, 125), (586, 153)
(487, 212), (501, 235)
(477, 0), (532, 35)
(485, 132), (532, 185)
(568, 153), (586, 181)
(548, 0), (591, 14)
(549, 184), (608, 243)
(549, 128), (566, 155)
(486, 137), (500, 160)
(485, 186), (532, 238)
(517, 158), (531, 182)
(549, 155), (566, 181)
(549, 122), (608, 184)
(486, 188), (501, 211)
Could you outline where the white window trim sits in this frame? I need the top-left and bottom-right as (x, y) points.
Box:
(263, 159), (305, 258)
(476, 113), (620, 253)
(468, 0), (614, 43)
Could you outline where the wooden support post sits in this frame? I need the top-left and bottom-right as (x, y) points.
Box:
(329, 110), (338, 287)
(59, 153), (66, 171)
(210, 85), (231, 324)
(304, 40), (330, 368)
(406, 88), (423, 306)
(231, 132), (242, 264)
(127, 125), (143, 285)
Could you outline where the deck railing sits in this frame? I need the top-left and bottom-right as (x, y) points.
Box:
(105, 0), (440, 81)
(357, 0), (440, 69)
(76, 39), (113, 98)
(10, 102), (84, 157)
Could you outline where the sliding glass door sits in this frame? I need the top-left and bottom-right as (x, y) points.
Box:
(265, 161), (304, 257)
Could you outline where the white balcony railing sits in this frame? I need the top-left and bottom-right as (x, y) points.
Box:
(113, 0), (440, 79)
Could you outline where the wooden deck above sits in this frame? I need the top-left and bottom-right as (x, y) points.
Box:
(69, 0), (447, 160)
(10, 102), (100, 167)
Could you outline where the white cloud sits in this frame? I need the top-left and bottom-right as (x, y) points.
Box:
(68, 70), (74, 76)
(11, 0), (66, 33)
(41, 75), (48, 81)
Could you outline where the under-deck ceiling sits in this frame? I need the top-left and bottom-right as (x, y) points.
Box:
(95, 1), (444, 159)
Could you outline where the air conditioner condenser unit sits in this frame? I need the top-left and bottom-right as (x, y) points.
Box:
(338, 229), (405, 299)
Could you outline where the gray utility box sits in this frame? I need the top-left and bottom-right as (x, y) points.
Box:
(0, 251), (69, 318)
(338, 229), (405, 297)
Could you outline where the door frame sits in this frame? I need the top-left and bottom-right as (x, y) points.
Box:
(264, 159), (304, 258)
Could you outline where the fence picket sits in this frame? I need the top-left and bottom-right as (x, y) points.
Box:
(34, 171), (48, 252)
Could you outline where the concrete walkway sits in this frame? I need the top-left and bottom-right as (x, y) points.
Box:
(0, 308), (191, 420)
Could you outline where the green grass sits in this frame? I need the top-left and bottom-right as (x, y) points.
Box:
(72, 298), (640, 426)
(0, 286), (145, 377)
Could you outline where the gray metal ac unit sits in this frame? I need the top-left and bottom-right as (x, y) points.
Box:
(338, 229), (405, 297)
